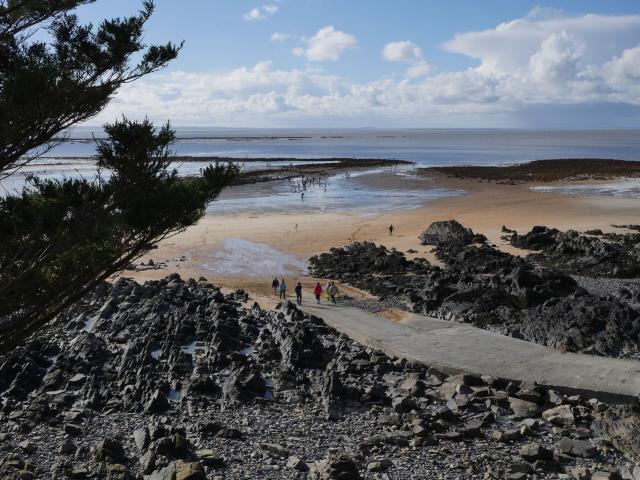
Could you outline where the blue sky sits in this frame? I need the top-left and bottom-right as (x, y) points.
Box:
(75, 1), (640, 127)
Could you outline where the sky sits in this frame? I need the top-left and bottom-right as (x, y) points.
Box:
(74, 1), (640, 128)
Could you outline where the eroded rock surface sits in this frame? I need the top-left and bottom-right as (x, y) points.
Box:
(309, 222), (640, 358)
(1, 275), (638, 478)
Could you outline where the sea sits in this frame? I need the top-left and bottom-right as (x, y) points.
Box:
(3, 128), (640, 205)
(37, 127), (640, 165)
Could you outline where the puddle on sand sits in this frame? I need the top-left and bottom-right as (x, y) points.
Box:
(531, 178), (640, 199)
(202, 238), (307, 278)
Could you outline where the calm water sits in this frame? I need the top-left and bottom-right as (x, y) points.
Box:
(4, 128), (640, 202)
(44, 128), (640, 166)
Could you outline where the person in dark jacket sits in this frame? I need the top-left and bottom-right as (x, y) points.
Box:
(295, 282), (303, 305)
(271, 277), (279, 295)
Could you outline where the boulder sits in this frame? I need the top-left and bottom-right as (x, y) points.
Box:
(508, 397), (539, 419)
(419, 220), (484, 249)
(542, 405), (574, 426)
(310, 453), (361, 480)
(144, 390), (170, 414)
(557, 437), (597, 458)
(518, 444), (553, 462)
(175, 461), (206, 480)
(196, 450), (224, 467)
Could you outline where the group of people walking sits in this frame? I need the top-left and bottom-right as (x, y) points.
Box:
(271, 278), (339, 306)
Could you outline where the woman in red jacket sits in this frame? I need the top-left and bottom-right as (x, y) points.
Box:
(313, 282), (323, 304)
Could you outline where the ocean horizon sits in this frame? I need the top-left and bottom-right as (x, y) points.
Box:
(45, 127), (640, 167)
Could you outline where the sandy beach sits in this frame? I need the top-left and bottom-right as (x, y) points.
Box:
(124, 170), (640, 305)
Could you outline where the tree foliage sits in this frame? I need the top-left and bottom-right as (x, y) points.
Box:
(0, 2), (238, 352)
(0, 0), (181, 178)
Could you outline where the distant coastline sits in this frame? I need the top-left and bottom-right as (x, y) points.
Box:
(421, 158), (640, 183)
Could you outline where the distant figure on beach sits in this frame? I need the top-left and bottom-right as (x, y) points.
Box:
(314, 282), (323, 304)
(271, 277), (279, 295)
(301, 192), (304, 200)
(279, 278), (287, 299)
(295, 282), (303, 305)
(328, 282), (338, 304)
(389, 224), (394, 236)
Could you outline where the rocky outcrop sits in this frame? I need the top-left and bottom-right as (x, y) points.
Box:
(511, 226), (640, 278)
(419, 219), (487, 259)
(0, 275), (636, 478)
(309, 222), (640, 357)
(592, 406), (640, 464)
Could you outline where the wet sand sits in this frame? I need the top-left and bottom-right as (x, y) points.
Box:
(124, 172), (640, 304)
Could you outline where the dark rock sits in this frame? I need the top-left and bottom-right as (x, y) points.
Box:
(64, 423), (83, 436)
(145, 390), (170, 414)
(509, 397), (539, 419)
(196, 449), (224, 467)
(542, 405), (574, 426)
(311, 453), (360, 480)
(592, 405), (640, 463)
(518, 444), (553, 462)
(419, 220), (486, 252)
(557, 436), (597, 458)
(287, 456), (309, 472)
(259, 443), (290, 458)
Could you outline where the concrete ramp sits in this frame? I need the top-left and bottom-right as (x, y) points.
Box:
(300, 303), (640, 404)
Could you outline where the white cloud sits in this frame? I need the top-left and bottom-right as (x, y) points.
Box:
(94, 12), (640, 127)
(242, 4), (278, 21)
(382, 40), (430, 78)
(295, 26), (357, 61)
(270, 32), (290, 42)
(242, 8), (261, 21)
(382, 41), (423, 63)
(603, 45), (640, 84)
(529, 30), (583, 82)
(406, 62), (431, 78)
(527, 6), (565, 20)
(443, 13), (640, 75)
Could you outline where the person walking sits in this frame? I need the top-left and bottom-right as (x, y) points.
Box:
(295, 282), (303, 305)
(279, 278), (287, 299)
(389, 224), (394, 236)
(271, 277), (279, 296)
(313, 282), (323, 304)
(328, 282), (338, 304)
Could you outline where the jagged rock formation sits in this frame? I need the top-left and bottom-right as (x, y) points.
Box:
(1, 275), (637, 478)
(511, 226), (640, 278)
(309, 223), (640, 358)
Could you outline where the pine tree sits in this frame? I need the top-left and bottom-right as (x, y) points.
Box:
(0, 1), (238, 352)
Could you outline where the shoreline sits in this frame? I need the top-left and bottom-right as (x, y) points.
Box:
(123, 165), (640, 302)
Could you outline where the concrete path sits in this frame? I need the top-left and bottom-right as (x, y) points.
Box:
(300, 303), (640, 404)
